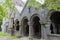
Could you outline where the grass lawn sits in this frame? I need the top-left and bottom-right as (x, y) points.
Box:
(0, 32), (17, 38)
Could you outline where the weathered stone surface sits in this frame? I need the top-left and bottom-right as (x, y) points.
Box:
(1, 18), (9, 33)
(48, 34), (60, 40)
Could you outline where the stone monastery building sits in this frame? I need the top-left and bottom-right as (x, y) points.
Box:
(1, 0), (60, 40)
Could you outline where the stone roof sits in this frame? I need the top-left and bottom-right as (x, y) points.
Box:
(12, 0), (27, 14)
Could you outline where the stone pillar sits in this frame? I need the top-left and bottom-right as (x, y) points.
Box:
(45, 22), (51, 40)
(8, 18), (14, 36)
(40, 24), (48, 40)
(28, 22), (33, 40)
(19, 24), (24, 36)
(40, 20), (48, 40)
(19, 24), (22, 36)
(45, 22), (51, 35)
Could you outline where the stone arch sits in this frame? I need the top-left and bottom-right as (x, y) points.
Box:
(49, 11), (60, 34)
(30, 14), (40, 22)
(46, 10), (55, 21)
(21, 16), (29, 36)
(21, 16), (28, 23)
(30, 14), (41, 38)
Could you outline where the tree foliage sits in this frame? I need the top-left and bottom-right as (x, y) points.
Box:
(28, 0), (60, 10)
(44, 0), (60, 10)
(28, 0), (42, 8)
(0, 0), (14, 25)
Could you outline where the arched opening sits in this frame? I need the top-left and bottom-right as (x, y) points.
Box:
(22, 19), (29, 36)
(15, 19), (19, 31)
(50, 11), (60, 34)
(32, 16), (41, 38)
(50, 24), (54, 34)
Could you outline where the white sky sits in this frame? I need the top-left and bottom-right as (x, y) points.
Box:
(21, 0), (45, 4)
(22, 0), (27, 3)
(36, 0), (45, 4)
(0, 0), (5, 3)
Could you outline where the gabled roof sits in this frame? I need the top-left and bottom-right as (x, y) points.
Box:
(15, 5), (23, 13)
(14, 0), (29, 15)
(19, 0), (29, 15)
(12, 0), (24, 6)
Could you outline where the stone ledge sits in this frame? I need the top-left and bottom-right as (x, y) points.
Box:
(47, 34), (60, 40)
(48, 34), (60, 37)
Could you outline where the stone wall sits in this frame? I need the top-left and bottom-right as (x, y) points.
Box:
(1, 18), (9, 33)
(47, 34), (60, 40)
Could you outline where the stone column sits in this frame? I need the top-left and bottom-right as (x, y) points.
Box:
(41, 24), (48, 40)
(45, 22), (51, 40)
(45, 22), (51, 35)
(19, 24), (22, 36)
(40, 20), (48, 40)
(8, 18), (14, 36)
(28, 22), (33, 40)
(19, 24), (24, 36)
(40, 24), (43, 39)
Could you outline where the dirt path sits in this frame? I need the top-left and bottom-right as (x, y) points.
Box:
(0, 37), (45, 40)
(0, 37), (29, 40)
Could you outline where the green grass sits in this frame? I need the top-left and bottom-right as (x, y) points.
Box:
(0, 32), (17, 38)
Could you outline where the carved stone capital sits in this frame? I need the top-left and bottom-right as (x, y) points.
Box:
(39, 19), (47, 25)
(19, 24), (22, 26)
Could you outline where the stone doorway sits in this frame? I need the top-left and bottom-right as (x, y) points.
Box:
(22, 19), (29, 36)
(32, 16), (41, 38)
(50, 11), (60, 34)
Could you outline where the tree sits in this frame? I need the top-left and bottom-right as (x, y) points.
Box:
(0, 0), (14, 25)
(44, 0), (60, 10)
(28, 0), (42, 8)
(28, 0), (60, 10)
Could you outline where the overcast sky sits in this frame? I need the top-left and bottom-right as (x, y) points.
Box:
(22, 0), (45, 4)
(0, 0), (5, 3)
(36, 0), (45, 4)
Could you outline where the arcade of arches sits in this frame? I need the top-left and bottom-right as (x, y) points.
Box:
(9, 11), (60, 39)
(15, 12), (60, 39)
(21, 16), (41, 39)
